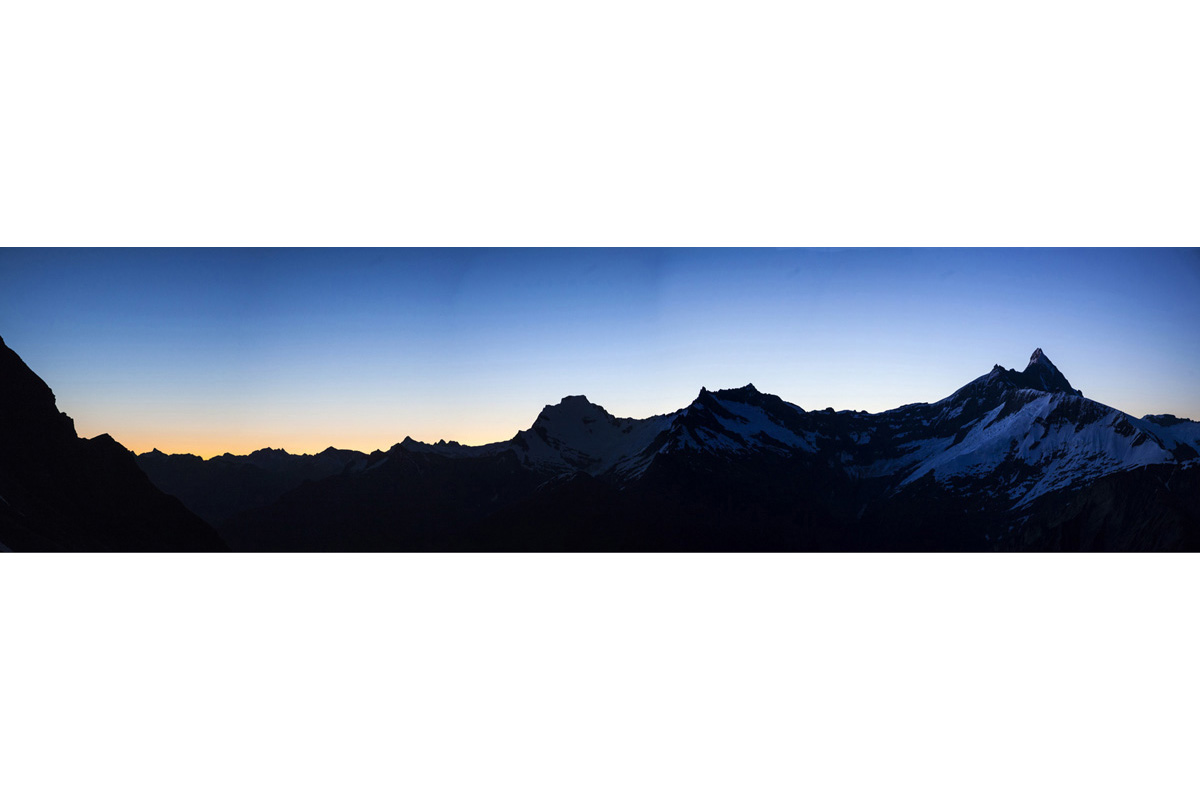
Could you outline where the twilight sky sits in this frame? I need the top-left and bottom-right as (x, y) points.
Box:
(1, 248), (1197, 458)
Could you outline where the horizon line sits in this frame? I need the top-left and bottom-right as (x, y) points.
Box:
(119, 374), (1195, 461)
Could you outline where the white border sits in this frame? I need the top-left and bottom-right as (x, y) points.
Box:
(2, 2), (1197, 246)
(4, 555), (1200, 799)
(2, 2), (1198, 799)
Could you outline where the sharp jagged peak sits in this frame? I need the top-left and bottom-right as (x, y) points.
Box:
(1019, 347), (1080, 395)
(713, 383), (759, 396)
(951, 349), (1087, 403)
(682, 383), (808, 425)
(704, 383), (784, 405)
(1026, 347), (1061, 374)
(1024, 347), (1060, 374)
(697, 383), (760, 401)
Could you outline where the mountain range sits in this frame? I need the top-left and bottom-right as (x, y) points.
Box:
(139, 347), (1200, 551)
(3, 331), (1197, 550)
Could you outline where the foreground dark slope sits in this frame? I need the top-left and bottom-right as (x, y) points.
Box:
(219, 349), (1200, 551)
(0, 336), (224, 551)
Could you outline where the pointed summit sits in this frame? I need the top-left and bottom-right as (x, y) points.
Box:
(1020, 348), (1081, 395)
(1028, 347), (1060, 369)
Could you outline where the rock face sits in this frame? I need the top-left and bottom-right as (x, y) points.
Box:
(0, 336), (224, 551)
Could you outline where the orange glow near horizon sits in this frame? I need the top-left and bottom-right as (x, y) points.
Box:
(75, 422), (525, 460)
(10, 248), (1200, 464)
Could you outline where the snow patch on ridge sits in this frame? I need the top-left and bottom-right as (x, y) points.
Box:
(695, 398), (816, 454)
(898, 392), (1175, 505)
(397, 364), (1198, 501)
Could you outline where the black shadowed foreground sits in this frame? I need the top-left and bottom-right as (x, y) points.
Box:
(5, 333), (1200, 551)
(0, 336), (224, 551)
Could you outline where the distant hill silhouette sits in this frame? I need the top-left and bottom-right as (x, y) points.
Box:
(137, 447), (367, 527)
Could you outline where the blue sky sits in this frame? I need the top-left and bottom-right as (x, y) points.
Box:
(1, 248), (1197, 457)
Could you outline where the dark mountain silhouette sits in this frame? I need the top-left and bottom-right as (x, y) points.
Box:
(7, 334), (1196, 551)
(136, 446), (367, 527)
(1010, 347), (1082, 395)
(209, 348), (1200, 551)
(0, 336), (224, 551)
(220, 446), (543, 552)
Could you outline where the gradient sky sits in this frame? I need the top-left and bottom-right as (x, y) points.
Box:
(1, 248), (1197, 458)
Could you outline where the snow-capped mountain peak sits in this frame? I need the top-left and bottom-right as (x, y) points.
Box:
(655, 384), (816, 459)
(511, 394), (675, 475)
(394, 350), (1198, 510)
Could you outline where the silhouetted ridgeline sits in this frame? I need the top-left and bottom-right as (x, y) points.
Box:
(171, 350), (1200, 551)
(137, 447), (367, 527)
(0, 336), (223, 551)
(4, 335), (1200, 552)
